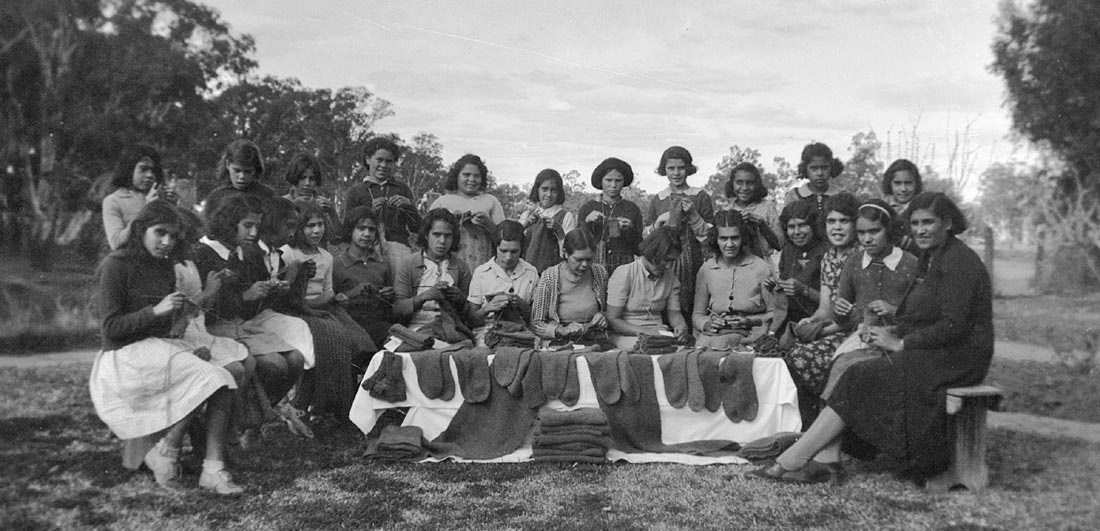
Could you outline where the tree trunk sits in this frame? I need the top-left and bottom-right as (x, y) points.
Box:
(1034, 240), (1100, 294)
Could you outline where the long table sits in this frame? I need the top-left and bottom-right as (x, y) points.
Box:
(349, 351), (801, 464)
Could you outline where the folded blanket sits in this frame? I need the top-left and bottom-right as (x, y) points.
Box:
(596, 354), (738, 455)
(539, 350), (581, 406)
(450, 347), (492, 403)
(409, 350), (456, 401)
(536, 441), (611, 453)
(389, 324), (434, 352)
(538, 408), (609, 427)
(424, 376), (538, 460)
(719, 351), (758, 422)
(360, 351), (407, 403)
(531, 447), (607, 458)
(363, 425), (426, 461)
(533, 433), (613, 448)
(536, 424), (610, 437)
(737, 432), (802, 459)
(531, 455), (608, 464)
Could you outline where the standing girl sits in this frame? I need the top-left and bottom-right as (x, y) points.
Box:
(646, 146), (714, 324)
(882, 159), (922, 215)
(90, 201), (244, 494)
(430, 154), (506, 273)
(281, 152), (340, 241)
(519, 169), (576, 274)
(578, 157), (643, 274)
(692, 210), (782, 348)
(344, 138), (421, 251)
(725, 162), (782, 262)
(102, 145), (177, 250)
(782, 142), (845, 214)
(204, 140), (277, 215)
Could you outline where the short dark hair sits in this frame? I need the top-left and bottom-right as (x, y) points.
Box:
(907, 192), (968, 236)
(284, 152), (323, 186)
(216, 140), (265, 182)
(176, 207), (204, 249)
(417, 208), (461, 253)
(443, 154), (489, 192)
(112, 145), (165, 189)
(591, 157), (634, 189)
(260, 197), (298, 242)
(724, 162), (768, 204)
(528, 169), (565, 205)
(657, 146), (697, 177)
(206, 194), (263, 246)
(342, 206), (380, 244)
(562, 228), (598, 256)
(797, 142), (843, 179)
(637, 226), (682, 264)
(361, 137), (401, 166)
(290, 200), (328, 247)
(881, 159), (923, 197)
(122, 200), (183, 260)
(822, 192), (861, 221)
(492, 219), (526, 249)
(857, 198), (905, 244)
(779, 199), (821, 244)
(707, 209), (755, 258)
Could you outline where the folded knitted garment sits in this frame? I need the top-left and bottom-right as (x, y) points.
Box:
(536, 425), (611, 438)
(538, 407), (609, 427)
(364, 425), (426, 461)
(630, 333), (679, 355)
(531, 447), (607, 458)
(408, 350), (456, 401)
(719, 351), (758, 422)
(539, 350), (581, 406)
(530, 455), (608, 464)
(389, 324), (434, 352)
(485, 321), (537, 349)
(793, 319), (834, 343)
(736, 431), (802, 459)
(533, 433), (613, 448)
(360, 351), (407, 403)
(536, 441), (611, 453)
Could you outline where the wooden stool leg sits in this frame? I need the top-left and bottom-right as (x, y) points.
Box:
(953, 401), (990, 492)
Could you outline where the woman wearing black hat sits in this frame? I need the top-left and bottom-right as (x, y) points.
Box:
(577, 157), (643, 275)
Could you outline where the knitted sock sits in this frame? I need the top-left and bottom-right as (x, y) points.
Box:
(719, 351), (759, 422)
(452, 348), (491, 404)
(657, 351), (688, 408)
(521, 353), (546, 409)
(685, 348), (706, 412)
(540, 351), (581, 406)
(491, 347), (525, 388)
(584, 351), (623, 405)
(697, 349), (726, 413)
(618, 351), (640, 404)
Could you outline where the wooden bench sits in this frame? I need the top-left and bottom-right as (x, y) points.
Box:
(925, 385), (1004, 493)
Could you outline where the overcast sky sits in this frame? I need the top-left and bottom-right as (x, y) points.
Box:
(202, 0), (1014, 194)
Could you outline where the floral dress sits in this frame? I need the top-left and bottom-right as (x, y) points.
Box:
(781, 245), (856, 393)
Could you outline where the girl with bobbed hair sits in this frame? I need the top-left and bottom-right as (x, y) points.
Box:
(519, 168), (577, 274)
(768, 199), (829, 328)
(466, 219), (540, 346)
(881, 159), (923, 214)
(102, 145), (178, 250)
(344, 137), (421, 249)
(90, 201), (245, 494)
(725, 161), (783, 261)
(646, 146), (715, 325)
(281, 152), (340, 240)
(430, 154), (506, 273)
(753, 192), (991, 486)
(392, 208), (475, 344)
(530, 228), (611, 348)
(606, 226), (691, 349)
(578, 157), (643, 274)
(204, 140), (277, 216)
(333, 206), (395, 348)
(693, 210), (783, 348)
(778, 192), (860, 421)
(783, 142), (845, 213)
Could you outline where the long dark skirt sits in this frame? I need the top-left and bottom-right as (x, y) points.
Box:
(827, 346), (989, 476)
(294, 313), (366, 419)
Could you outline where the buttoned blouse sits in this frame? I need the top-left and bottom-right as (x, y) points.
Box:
(606, 257), (681, 324)
(691, 254), (772, 331)
(467, 258), (539, 306)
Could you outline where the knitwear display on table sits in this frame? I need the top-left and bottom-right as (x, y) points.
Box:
(532, 408), (611, 463)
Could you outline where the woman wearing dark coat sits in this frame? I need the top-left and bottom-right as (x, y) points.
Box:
(750, 192), (993, 484)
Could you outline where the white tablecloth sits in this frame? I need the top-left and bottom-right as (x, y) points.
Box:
(350, 352), (801, 464)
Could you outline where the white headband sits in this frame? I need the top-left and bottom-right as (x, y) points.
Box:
(860, 203), (894, 219)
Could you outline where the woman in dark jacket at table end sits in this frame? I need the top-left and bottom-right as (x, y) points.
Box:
(750, 191), (993, 484)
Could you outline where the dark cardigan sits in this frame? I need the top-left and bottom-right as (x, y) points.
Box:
(97, 250), (176, 351)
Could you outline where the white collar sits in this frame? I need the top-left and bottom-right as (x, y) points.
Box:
(796, 182), (843, 197)
(536, 204), (563, 216)
(481, 257), (536, 279)
(862, 246), (903, 271)
(200, 236), (244, 261)
(656, 186), (703, 200)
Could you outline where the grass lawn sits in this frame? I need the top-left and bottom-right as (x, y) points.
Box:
(2, 363), (1099, 530)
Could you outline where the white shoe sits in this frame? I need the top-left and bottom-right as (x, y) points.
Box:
(143, 440), (182, 489)
(199, 468), (244, 495)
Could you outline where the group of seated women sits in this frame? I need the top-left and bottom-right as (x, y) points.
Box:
(91, 137), (993, 493)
